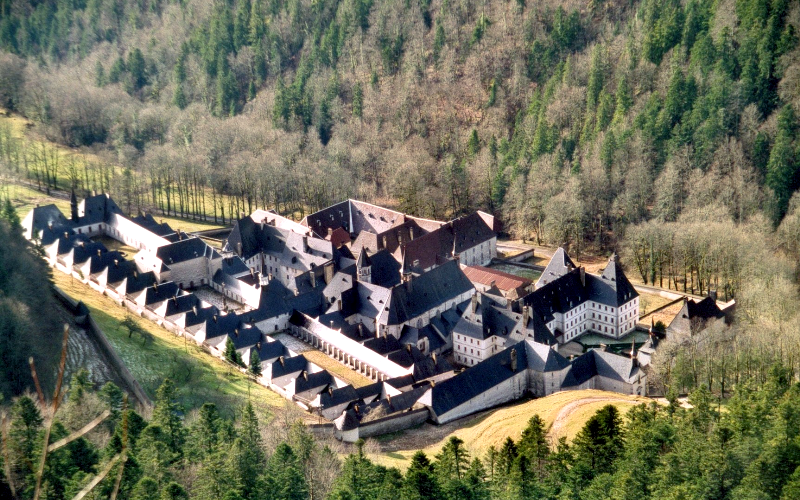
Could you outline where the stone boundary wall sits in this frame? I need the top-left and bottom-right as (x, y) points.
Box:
(335, 408), (430, 442)
(52, 285), (153, 409)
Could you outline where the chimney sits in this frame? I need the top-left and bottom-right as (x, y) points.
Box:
(212, 314), (217, 323)
(279, 355), (285, 366)
(97, 249), (102, 257)
(114, 259), (118, 267)
(599, 343), (607, 351)
(234, 328), (239, 337)
(358, 323), (363, 337)
(240, 212), (246, 220)
(432, 352), (437, 365)
(64, 231), (69, 239)
(303, 236), (309, 253)
(153, 282), (158, 291)
(256, 341), (261, 350)
(580, 267), (585, 287)
(406, 344), (412, 353)
(337, 299), (342, 311)
(471, 294), (478, 313)
(387, 395), (392, 406)
(410, 226), (414, 240)
(250, 268), (254, 277)
(406, 274), (413, 293)
(172, 296), (178, 305)
(311, 271), (316, 288)
(260, 219), (265, 230)
(510, 348), (517, 372)
(328, 386), (333, 396)
(324, 262), (334, 284)
(236, 242), (242, 257)
(192, 305), (198, 315)
(523, 305), (529, 326)
(327, 227), (333, 236)
(302, 370), (308, 381)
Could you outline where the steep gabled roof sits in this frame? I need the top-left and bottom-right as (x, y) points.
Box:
(561, 349), (640, 387)
(595, 254), (639, 306)
(77, 193), (122, 225)
(451, 212), (495, 253)
(156, 237), (212, 265)
(462, 265), (532, 292)
(536, 247), (577, 288)
(383, 260), (474, 325)
(427, 341), (528, 417)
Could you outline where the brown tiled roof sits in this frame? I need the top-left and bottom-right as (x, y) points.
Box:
(462, 265), (532, 291)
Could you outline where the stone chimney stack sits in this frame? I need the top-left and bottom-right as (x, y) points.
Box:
(523, 305), (529, 326)
(471, 294), (478, 314)
(580, 267), (585, 287)
(510, 348), (517, 372)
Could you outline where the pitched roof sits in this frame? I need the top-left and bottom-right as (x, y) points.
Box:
(130, 213), (175, 237)
(595, 254), (639, 306)
(427, 341), (528, 417)
(156, 237), (215, 265)
(462, 265), (532, 292)
(383, 260), (474, 325)
(536, 247), (577, 288)
(77, 194), (122, 225)
(561, 349), (640, 387)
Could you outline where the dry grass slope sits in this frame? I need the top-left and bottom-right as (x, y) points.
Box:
(369, 390), (652, 470)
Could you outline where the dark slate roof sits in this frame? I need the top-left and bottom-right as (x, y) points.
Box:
(451, 212), (495, 253)
(536, 247), (577, 288)
(412, 355), (453, 380)
(27, 205), (72, 239)
(70, 241), (108, 265)
(354, 381), (383, 403)
(685, 297), (725, 320)
(50, 232), (90, 256)
(385, 374), (416, 389)
(77, 194), (122, 225)
(594, 254), (638, 306)
(522, 270), (588, 323)
(399, 225), (455, 271)
(223, 325), (263, 350)
(428, 342), (528, 417)
(201, 312), (244, 342)
(365, 250), (402, 288)
(88, 250), (125, 275)
(130, 213), (175, 237)
(303, 200), (353, 236)
(363, 335), (402, 355)
(156, 237), (214, 265)
(270, 355), (309, 386)
(122, 271), (157, 295)
(143, 282), (180, 306)
(387, 345), (427, 368)
(253, 339), (288, 364)
(320, 385), (360, 409)
(164, 293), (202, 318)
(524, 341), (570, 372)
(104, 258), (137, 285)
(384, 260), (474, 325)
(293, 370), (334, 401)
(561, 349), (639, 387)
(183, 304), (220, 329)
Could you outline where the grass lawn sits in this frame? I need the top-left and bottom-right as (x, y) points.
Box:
(638, 293), (675, 316)
(51, 271), (300, 423)
(368, 390), (651, 470)
(299, 349), (375, 388)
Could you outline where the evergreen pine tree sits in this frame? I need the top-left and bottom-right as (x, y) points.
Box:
(249, 349), (262, 376)
(225, 337), (238, 365)
(352, 81), (363, 118)
(151, 379), (185, 455)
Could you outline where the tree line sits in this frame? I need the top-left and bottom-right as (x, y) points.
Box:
(4, 366), (800, 500)
(0, 0), (797, 237)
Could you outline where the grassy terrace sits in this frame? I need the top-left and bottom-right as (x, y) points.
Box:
(369, 390), (650, 470)
(297, 348), (375, 388)
(51, 271), (304, 423)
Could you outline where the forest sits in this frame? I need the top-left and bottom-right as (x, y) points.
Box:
(2, 364), (800, 499)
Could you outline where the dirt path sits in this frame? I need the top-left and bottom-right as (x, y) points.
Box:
(547, 396), (640, 440)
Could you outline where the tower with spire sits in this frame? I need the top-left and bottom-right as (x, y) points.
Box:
(70, 189), (78, 223)
(356, 247), (372, 284)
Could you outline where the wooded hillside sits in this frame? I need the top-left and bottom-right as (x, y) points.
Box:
(2, 0), (800, 411)
(0, 0), (798, 241)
